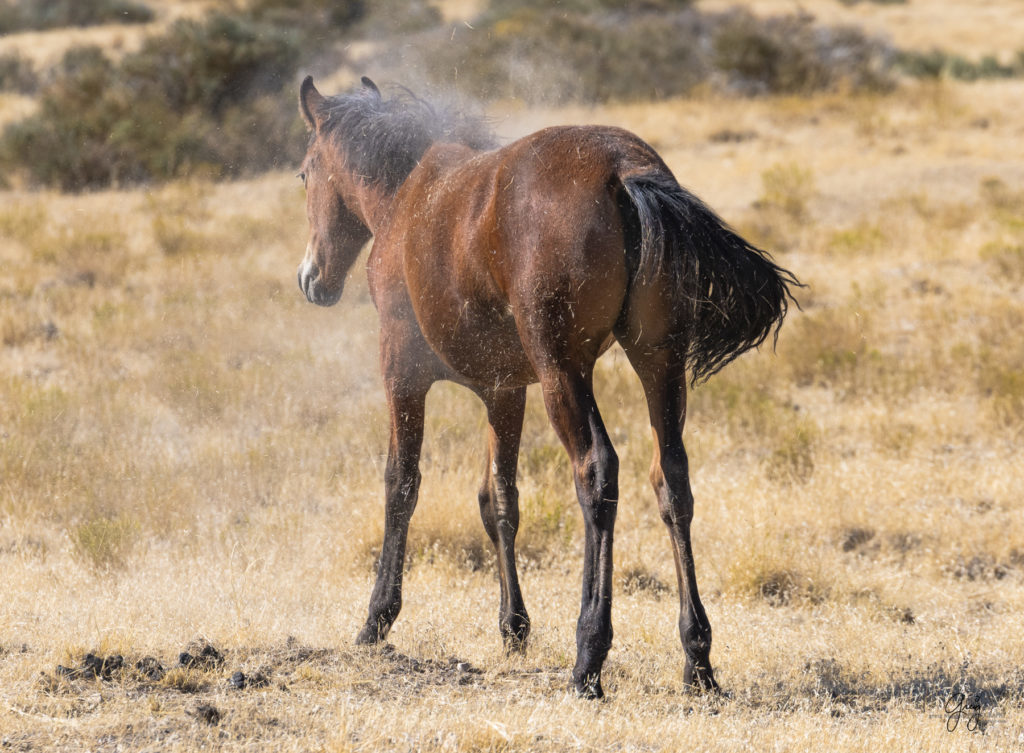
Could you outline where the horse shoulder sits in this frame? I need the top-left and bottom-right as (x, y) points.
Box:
(399, 144), (505, 274)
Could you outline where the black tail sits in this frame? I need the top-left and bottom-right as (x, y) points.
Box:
(621, 172), (801, 384)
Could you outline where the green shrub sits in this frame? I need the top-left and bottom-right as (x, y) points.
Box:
(0, 4), (362, 190)
(0, 51), (37, 93)
(378, 4), (897, 104)
(377, 5), (894, 104)
(712, 11), (823, 94)
(713, 10), (893, 94)
(123, 18), (289, 109)
(0, 16), (299, 189)
(414, 8), (709, 104)
(0, 0), (152, 33)
(895, 49), (1024, 80)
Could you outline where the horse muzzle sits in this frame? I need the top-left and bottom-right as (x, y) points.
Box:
(297, 260), (343, 307)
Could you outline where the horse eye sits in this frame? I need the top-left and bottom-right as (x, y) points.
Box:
(297, 171), (306, 185)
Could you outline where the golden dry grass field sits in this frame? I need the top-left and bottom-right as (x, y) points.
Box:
(2, 2), (1024, 751)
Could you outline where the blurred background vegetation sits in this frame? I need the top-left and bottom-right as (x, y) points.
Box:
(0, 0), (154, 34)
(1, 0), (1022, 190)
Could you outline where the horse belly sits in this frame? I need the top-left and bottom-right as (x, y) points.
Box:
(426, 301), (536, 388)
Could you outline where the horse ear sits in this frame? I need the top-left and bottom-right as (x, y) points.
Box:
(299, 75), (325, 131)
(360, 76), (381, 98)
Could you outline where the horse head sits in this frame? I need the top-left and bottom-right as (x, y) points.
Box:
(296, 76), (495, 307)
(296, 76), (376, 307)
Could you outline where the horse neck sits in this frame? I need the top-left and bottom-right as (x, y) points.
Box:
(340, 175), (393, 237)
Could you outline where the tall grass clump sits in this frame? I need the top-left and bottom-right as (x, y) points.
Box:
(146, 180), (214, 256)
(690, 373), (788, 439)
(70, 514), (140, 572)
(758, 162), (817, 221)
(740, 161), (817, 251)
(726, 544), (831, 607)
(980, 242), (1024, 282)
(763, 418), (818, 483)
(784, 312), (873, 392)
(776, 307), (914, 397)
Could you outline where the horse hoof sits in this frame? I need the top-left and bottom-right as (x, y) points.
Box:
(500, 612), (530, 654)
(683, 664), (720, 694)
(501, 622), (530, 655)
(572, 673), (605, 700)
(502, 635), (528, 656)
(354, 627), (383, 646)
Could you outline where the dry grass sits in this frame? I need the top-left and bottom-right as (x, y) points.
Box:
(3, 3), (1024, 749)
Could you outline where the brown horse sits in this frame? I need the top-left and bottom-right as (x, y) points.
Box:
(296, 76), (799, 698)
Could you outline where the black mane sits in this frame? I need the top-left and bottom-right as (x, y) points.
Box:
(313, 84), (495, 194)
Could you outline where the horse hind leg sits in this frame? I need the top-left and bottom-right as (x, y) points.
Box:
(619, 341), (719, 693)
(537, 367), (618, 698)
(476, 387), (530, 652)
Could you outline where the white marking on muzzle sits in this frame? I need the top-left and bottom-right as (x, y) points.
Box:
(298, 244), (318, 300)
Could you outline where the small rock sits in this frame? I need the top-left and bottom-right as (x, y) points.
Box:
(179, 643), (224, 670)
(136, 657), (165, 681)
(230, 669), (270, 690)
(56, 653), (124, 681)
(102, 655), (124, 676)
(82, 653), (105, 678)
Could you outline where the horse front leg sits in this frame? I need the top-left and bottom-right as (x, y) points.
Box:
(539, 370), (618, 699)
(356, 382), (427, 645)
(476, 386), (530, 652)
